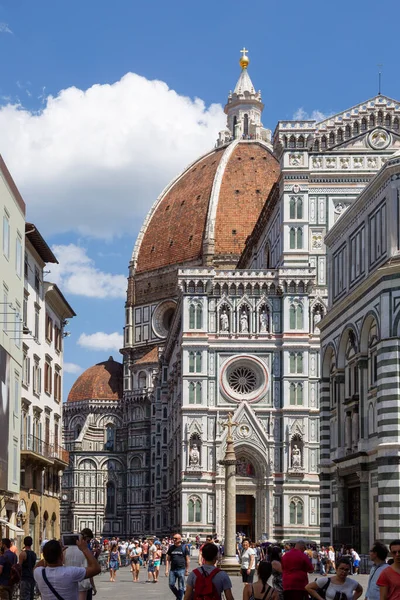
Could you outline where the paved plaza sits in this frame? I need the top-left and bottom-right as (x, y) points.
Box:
(94, 558), (371, 600)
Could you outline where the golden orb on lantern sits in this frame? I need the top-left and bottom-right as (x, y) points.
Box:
(239, 47), (249, 69)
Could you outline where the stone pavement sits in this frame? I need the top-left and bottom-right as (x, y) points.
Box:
(94, 559), (371, 600)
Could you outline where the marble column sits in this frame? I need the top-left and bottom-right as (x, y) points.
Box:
(219, 414), (240, 575)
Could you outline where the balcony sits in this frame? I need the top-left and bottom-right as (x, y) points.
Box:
(20, 435), (69, 467)
(50, 444), (69, 466)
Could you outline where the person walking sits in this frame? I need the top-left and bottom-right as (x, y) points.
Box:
(129, 541), (142, 582)
(350, 548), (361, 576)
(184, 543), (233, 600)
(240, 539), (256, 585)
(142, 540), (149, 567)
(165, 533), (190, 600)
(34, 539), (100, 600)
(161, 540), (169, 566)
(147, 538), (157, 583)
(107, 542), (121, 583)
(270, 546), (283, 600)
(281, 541), (314, 600)
(306, 557), (363, 600)
(0, 538), (17, 600)
(18, 536), (37, 600)
(377, 539), (400, 600)
(243, 561), (279, 600)
(365, 542), (389, 600)
(153, 542), (162, 583)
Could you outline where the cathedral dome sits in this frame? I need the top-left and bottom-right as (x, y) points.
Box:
(133, 140), (279, 274)
(67, 356), (123, 402)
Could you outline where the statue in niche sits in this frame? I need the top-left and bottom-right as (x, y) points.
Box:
(240, 310), (249, 333)
(291, 444), (301, 468)
(189, 443), (200, 466)
(313, 310), (322, 330)
(220, 310), (229, 332)
(260, 309), (269, 333)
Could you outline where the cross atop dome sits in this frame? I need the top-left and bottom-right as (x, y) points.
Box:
(216, 49), (272, 149)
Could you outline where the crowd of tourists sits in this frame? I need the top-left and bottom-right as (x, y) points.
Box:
(2, 533), (400, 600)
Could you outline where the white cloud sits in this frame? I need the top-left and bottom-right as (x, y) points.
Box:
(63, 362), (83, 374)
(0, 73), (225, 239)
(49, 243), (126, 298)
(293, 107), (330, 122)
(0, 23), (12, 34)
(77, 331), (123, 352)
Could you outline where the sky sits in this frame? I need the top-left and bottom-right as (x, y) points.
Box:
(0, 0), (399, 397)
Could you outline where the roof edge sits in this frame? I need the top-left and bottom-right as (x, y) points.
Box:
(0, 155), (26, 216)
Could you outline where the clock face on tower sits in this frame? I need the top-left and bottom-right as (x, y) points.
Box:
(368, 128), (391, 150)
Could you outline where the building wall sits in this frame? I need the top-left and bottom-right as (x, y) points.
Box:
(320, 153), (400, 551)
(0, 160), (25, 529)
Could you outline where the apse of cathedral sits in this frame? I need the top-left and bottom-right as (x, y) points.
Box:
(62, 49), (400, 541)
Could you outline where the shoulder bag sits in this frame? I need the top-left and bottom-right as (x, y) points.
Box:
(42, 568), (66, 600)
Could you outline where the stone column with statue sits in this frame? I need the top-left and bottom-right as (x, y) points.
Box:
(219, 412), (240, 574)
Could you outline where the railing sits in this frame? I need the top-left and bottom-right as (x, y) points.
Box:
(20, 435), (69, 463)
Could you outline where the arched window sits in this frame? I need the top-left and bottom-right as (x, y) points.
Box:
(196, 305), (202, 329)
(243, 114), (249, 136)
(105, 425), (115, 451)
(296, 228), (303, 249)
(289, 383), (296, 405)
(314, 139), (320, 152)
(337, 128), (343, 142)
(233, 116), (237, 139)
(156, 464), (161, 477)
(162, 475), (167, 490)
(290, 198), (296, 219)
(289, 498), (304, 525)
(75, 424), (82, 439)
(188, 498), (201, 522)
(377, 111), (383, 125)
(189, 304), (196, 329)
(298, 135), (304, 148)
(138, 371), (147, 388)
(189, 352), (195, 373)
(329, 132), (335, 146)
(189, 382), (195, 404)
(385, 114), (391, 128)
(370, 114), (375, 128)
(189, 351), (201, 373)
(163, 407), (167, 419)
(345, 125), (351, 139)
(106, 482), (115, 515)
(163, 428), (167, 444)
(394, 117), (399, 131)
(289, 228), (296, 249)
(289, 136), (296, 149)
(156, 441), (161, 456)
(361, 118), (367, 132)
(353, 121), (359, 135)
(321, 136), (327, 149)
(196, 351), (202, 372)
(297, 383), (303, 405)
(296, 198), (303, 219)
(196, 382), (202, 404)
(368, 403), (375, 435)
(163, 453), (167, 468)
(290, 305), (296, 329)
(297, 304), (303, 329)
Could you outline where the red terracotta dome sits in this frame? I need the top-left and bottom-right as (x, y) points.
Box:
(67, 356), (123, 402)
(133, 140), (280, 273)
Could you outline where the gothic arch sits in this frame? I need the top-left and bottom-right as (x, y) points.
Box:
(234, 442), (268, 479)
(77, 457), (98, 470)
(322, 343), (337, 379)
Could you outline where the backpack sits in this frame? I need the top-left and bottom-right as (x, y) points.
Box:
(9, 562), (22, 585)
(193, 567), (221, 600)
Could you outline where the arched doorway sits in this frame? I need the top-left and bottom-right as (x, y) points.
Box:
(234, 446), (268, 541)
(29, 503), (38, 551)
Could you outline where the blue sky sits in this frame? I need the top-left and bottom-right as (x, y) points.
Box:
(0, 0), (399, 397)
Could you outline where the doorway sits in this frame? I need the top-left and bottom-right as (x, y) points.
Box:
(236, 495), (255, 540)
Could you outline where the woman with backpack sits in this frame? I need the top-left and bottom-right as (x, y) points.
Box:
(243, 561), (279, 600)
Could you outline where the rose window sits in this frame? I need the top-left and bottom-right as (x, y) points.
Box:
(220, 355), (269, 403)
(228, 366), (257, 394)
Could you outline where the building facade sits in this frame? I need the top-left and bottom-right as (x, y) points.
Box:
(319, 151), (400, 552)
(0, 156), (26, 539)
(63, 53), (400, 541)
(18, 225), (75, 553)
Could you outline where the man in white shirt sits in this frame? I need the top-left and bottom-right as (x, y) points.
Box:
(34, 539), (100, 600)
(118, 541), (128, 567)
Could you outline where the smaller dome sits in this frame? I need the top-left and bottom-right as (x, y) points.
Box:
(67, 356), (123, 402)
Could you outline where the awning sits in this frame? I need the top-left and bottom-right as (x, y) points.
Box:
(0, 519), (25, 534)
